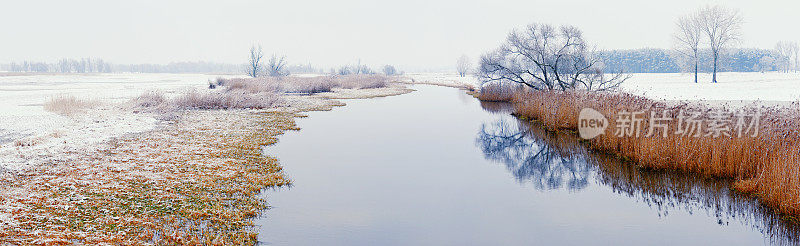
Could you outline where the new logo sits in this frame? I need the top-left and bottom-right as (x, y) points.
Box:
(578, 108), (607, 139)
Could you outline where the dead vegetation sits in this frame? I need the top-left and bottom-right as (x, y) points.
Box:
(482, 86), (800, 219)
(0, 110), (296, 244)
(43, 95), (96, 115)
(214, 74), (390, 94)
(0, 74), (414, 244)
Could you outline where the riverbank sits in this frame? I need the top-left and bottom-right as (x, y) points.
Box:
(476, 87), (800, 220)
(0, 75), (413, 244)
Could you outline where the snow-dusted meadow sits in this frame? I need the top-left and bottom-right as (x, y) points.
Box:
(622, 72), (800, 101)
(0, 73), (239, 171)
(408, 72), (800, 102)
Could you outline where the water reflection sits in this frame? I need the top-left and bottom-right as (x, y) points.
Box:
(477, 118), (591, 191)
(476, 102), (800, 245)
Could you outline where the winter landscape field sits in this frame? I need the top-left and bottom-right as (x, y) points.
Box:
(4, 0), (800, 245)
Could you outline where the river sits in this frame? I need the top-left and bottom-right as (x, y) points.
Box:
(256, 85), (799, 245)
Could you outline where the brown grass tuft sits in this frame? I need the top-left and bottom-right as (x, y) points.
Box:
(43, 95), (95, 115)
(477, 82), (521, 102)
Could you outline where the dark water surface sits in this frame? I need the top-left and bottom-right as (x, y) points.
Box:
(256, 85), (799, 245)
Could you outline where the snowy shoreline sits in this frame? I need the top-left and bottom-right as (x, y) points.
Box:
(3, 71), (799, 171)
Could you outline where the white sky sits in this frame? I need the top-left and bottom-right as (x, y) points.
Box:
(2, 0), (798, 71)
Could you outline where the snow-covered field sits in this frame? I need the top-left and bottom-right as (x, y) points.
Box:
(622, 72), (800, 101)
(408, 72), (800, 102)
(0, 73), (238, 171)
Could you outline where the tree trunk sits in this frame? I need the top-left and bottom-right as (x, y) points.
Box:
(712, 53), (718, 83)
(694, 59), (698, 83)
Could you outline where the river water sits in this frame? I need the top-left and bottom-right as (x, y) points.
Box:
(256, 85), (799, 245)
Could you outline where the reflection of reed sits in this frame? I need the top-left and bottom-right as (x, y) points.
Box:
(478, 100), (515, 114)
(476, 103), (800, 245)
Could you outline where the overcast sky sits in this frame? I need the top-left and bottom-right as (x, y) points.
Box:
(2, 0), (798, 71)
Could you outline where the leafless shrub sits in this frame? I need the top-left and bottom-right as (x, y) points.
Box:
(215, 77), (226, 86)
(131, 90), (167, 108)
(173, 89), (279, 109)
(334, 74), (388, 89)
(216, 75), (390, 94)
(276, 76), (337, 93)
(43, 95), (95, 115)
(220, 78), (281, 93)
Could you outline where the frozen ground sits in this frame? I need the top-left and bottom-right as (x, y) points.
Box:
(0, 73), (239, 171)
(621, 72), (800, 102)
(408, 72), (800, 102)
(404, 73), (479, 88)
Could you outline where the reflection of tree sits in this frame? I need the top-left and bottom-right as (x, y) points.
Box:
(476, 114), (800, 245)
(476, 118), (590, 191)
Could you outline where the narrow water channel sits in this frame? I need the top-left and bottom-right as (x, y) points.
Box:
(256, 85), (799, 245)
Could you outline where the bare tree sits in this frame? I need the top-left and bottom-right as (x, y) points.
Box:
(754, 56), (776, 73)
(337, 66), (352, 75)
(383, 65), (398, 75)
(697, 5), (743, 83)
(456, 55), (471, 77)
(266, 54), (289, 77)
(246, 45), (264, 77)
(354, 59), (362, 75)
(776, 41), (800, 72)
(775, 41), (794, 73)
(478, 23), (629, 92)
(674, 10), (703, 83)
(793, 42), (800, 72)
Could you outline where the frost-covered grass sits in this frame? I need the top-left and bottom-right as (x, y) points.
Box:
(172, 89), (281, 110)
(334, 74), (389, 89)
(0, 72), (414, 244)
(43, 95), (97, 115)
(0, 110), (294, 244)
(0, 73), (242, 171)
(215, 74), (391, 94)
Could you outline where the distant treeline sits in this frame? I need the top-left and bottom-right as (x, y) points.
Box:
(0, 58), (326, 74)
(597, 48), (788, 73)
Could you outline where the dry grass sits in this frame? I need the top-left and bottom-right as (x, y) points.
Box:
(130, 88), (281, 111)
(496, 87), (800, 218)
(173, 89), (280, 110)
(476, 82), (520, 102)
(43, 95), (95, 115)
(334, 74), (388, 89)
(131, 90), (167, 108)
(0, 110), (296, 244)
(215, 75), (390, 95)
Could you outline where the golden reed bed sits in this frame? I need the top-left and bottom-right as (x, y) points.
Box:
(479, 87), (800, 220)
